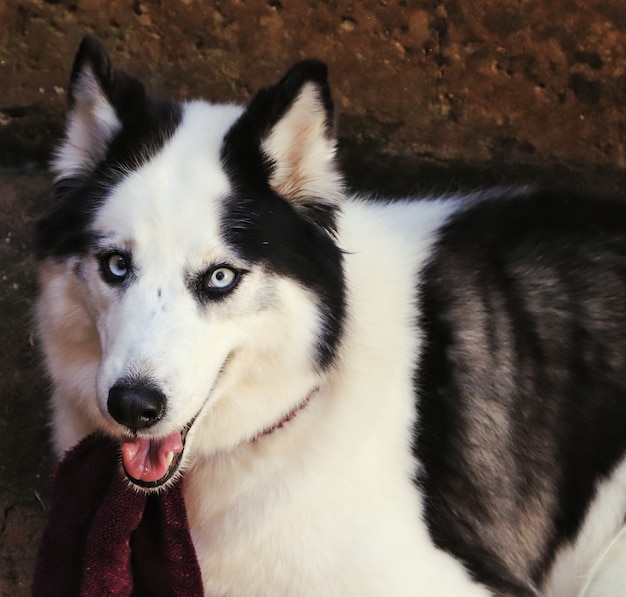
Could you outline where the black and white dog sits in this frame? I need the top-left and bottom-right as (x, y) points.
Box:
(36, 37), (626, 595)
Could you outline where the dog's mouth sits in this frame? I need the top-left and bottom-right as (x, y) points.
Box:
(120, 421), (193, 489)
(119, 384), (319, 489)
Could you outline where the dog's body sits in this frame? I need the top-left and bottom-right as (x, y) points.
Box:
(36, 38), (626, 595)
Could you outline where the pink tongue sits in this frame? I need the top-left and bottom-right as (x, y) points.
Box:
(121, 432), (184, 483)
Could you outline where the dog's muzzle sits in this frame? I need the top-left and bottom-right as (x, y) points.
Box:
(107, 381), (185, 489)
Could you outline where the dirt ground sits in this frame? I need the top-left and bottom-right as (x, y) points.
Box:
(0, 170), (52, 597)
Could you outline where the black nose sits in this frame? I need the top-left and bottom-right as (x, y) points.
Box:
(107, 383), (166, 430)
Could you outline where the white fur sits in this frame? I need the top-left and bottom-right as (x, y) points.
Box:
(38, 88), (626, 595)
(542, 455), (626, 596)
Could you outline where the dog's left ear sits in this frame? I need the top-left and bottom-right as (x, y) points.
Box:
(53, 37), (147, 181)
(224, 60), (344, 207)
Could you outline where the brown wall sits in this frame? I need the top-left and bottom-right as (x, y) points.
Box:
(2, 0), (626, 193)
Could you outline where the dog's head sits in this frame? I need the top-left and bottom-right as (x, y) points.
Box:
(37, 37), (346, 489)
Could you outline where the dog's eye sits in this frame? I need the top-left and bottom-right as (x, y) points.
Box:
(193, 264), (243, 302)
(100, 252), (130, 284)
(207, 267), (237, 290)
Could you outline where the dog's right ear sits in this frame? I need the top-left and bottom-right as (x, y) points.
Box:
(52, 37), (144, 180)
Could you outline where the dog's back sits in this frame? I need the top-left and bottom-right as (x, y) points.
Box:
(411, 190), (626, 594)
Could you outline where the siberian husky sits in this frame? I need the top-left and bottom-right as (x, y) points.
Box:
(36, 37), (626, 596)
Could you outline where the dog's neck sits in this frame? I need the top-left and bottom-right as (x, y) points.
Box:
(252, 388), (319, 442)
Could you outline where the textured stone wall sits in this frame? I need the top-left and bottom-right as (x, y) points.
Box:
(2, 1), (626, 194)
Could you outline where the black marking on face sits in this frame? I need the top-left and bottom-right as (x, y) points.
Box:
(219, 61), (345, 370)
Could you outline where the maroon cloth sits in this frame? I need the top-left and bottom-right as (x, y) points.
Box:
(33, 433), (204, 596)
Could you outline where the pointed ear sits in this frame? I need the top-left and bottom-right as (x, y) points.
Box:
(261, 60), (343, 206)
(223, 60), (344, 212)
(52, 37), (143, 180)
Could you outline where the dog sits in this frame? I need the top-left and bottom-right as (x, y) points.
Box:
(36, 36), (626, 596)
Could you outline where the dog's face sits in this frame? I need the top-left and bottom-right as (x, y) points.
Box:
(37, 38), (346, 489)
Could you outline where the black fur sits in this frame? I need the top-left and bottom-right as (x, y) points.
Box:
(414, 189), (626, 594)
(219, 62), (345, 371)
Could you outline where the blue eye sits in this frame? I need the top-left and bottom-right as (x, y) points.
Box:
(195, 264), (242, 301)
(208, 267), (237, 289)
(207, 267), (237, 290)
(100, 252), (130, 284)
